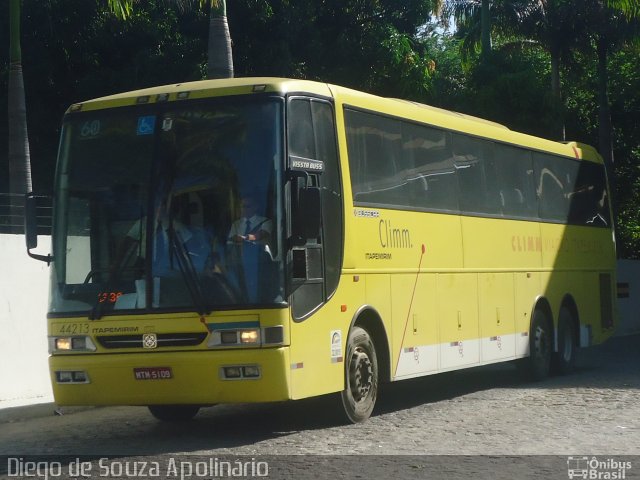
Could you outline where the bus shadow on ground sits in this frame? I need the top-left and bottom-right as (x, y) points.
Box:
(137, 362), (552, 453)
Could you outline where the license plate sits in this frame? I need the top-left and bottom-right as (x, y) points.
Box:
(133, 367), (173, 380)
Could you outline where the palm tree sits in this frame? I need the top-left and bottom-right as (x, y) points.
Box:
(581, 0), (640, 179)
(608, 0), (640, 15)
(445, 1), (591, 139)
(515, 0), (587, 139)
(206, 0), (233, 78)
(108, 0), (233, 79)
(442, 0), (499, 62)
(8, 0), (33, 234)
(481, 0), (491, 60)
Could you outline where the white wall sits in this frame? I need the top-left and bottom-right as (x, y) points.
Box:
(616, 259), (640, 336)
(0, 234), (53, 408)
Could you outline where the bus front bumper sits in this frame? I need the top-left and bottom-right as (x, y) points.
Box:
(49, 347), (291, 406)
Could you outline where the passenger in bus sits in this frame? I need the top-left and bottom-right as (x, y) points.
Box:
(112, 193), (219, 279)
(151, 194), (213, 277)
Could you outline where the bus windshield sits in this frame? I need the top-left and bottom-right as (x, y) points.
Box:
(50, 97), (285, 316)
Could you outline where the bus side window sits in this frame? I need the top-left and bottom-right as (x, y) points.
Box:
(402, 122), (457, 212)
(494, 144), (536, 218)
(288, 100), (316, 159)
(345, 109), (402, 205)
(568, 161), (610, 226)
(534, 152), (572, 222)
(452, 133), (499, 215)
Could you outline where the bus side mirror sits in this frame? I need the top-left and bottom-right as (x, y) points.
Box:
(298, 186), (321, 241)
(25, 192), (53, 264)
(25, 193), (38, 249)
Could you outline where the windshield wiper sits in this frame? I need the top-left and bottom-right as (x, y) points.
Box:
(167, 226), (211, 316)
(89, 218), (143, 320)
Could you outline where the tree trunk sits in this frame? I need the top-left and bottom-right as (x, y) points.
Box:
(596, 32), (618, 247)
(480, 0), (491, 61)
(596, 35), (614, 181)
(206, 0), (234, 79)
(550, 50), (565, 140)
(8, 0), (33, 234)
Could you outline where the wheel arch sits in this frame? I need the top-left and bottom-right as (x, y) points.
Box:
(531, 296), (554, 345)
(348, 305), (391, 384)
(559, 294), (581, 349)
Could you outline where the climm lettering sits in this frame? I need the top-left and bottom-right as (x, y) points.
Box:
(511, 235), (542, 252)
(379, 220), (412, 249)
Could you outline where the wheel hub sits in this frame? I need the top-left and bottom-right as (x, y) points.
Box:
(534, 326), (548, 354)
(349, 348), (373, 402)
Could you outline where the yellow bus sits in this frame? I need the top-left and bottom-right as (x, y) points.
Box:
(26, 78), (617, 423)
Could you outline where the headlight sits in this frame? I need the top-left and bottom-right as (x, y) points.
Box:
(208, 325), (284, 348)
(49, 336), (97, 353)
(239, 329), (260, 344)
(55, 338), (72, 351)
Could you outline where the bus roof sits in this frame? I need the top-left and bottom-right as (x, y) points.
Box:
(68, 77), (603, 165)
(71, 77), (332, 111)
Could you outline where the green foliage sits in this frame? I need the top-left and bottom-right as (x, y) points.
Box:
(227, 0), (436, 91)
(609, 45), (640, 258)
(462, 48), (560, 137)
(1, 0), (209, 191)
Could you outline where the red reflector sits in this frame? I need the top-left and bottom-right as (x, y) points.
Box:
(341, 305), (347, 312)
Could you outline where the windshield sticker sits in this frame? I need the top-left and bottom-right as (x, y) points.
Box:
(290, 157), (324, 172)
(137, 115), (156, 135)
(162, 117), (173, 132)
(80, 120), (101, 138)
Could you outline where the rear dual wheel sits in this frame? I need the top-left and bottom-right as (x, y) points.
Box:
(522, 306), (577, 380)
(526, 309), (553, 381)
(552, 307), (577, 375)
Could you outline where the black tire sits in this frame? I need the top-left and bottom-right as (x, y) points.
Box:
(148, 405), (200, 422)
(552, 307), (577, 375)
(340, 326), (378, 423)
(526, 308), (552, 381)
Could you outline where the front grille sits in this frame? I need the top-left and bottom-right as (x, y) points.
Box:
(96, 333), (208, 349)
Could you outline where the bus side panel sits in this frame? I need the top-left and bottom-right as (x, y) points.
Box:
(288, 275), (365, 400)
(478, 272), (516, 364)
(437, 273), (480, 371)
(540, 224), (613, 271)
(461, 217), (542, 271)
(539, 223), (617, 345)
(364, 273), (392, 347)
(514, 272), (542, 358)
(567, 272), (599, 346)
(392, 273), (438, 379)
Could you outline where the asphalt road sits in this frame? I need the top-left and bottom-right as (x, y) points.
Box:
(1, 334), (638, 479)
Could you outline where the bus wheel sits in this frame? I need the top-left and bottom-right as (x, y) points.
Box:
(552, 307), (577, 375)
(340, 326), (378, 423)
(527, 309), (552, 381)
(148, 405), (200, 422)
